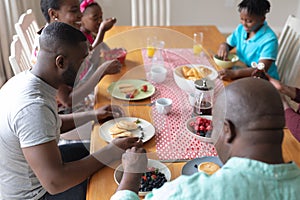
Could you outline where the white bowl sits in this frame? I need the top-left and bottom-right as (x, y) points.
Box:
(186, 115), (213, 143)
(173, 64), (217, 94)
(114, 159), (171, 196)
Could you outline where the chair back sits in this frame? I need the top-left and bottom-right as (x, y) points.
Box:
(276, 15), (300, 88)
(131, 0), (171, 26)
(9, 35), (31, 75)
(14, 9), (39, 61)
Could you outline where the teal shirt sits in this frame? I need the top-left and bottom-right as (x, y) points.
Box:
(111, 157), (300, 200)
(227, 22), (280, 80)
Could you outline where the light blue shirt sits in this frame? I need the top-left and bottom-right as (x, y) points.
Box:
(111, 157), (300, 200)
(227, 22), (280, 80)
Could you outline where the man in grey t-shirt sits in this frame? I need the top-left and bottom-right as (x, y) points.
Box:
(0, 22), (142, 199)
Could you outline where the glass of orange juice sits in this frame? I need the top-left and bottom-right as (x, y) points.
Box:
(193, 32), (203, 56)
(147, 37), (157, 58)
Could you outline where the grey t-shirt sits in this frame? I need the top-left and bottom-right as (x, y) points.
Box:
(0, 70), (61, 199)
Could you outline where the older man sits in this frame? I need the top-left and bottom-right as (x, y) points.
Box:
(112, 78), (300, 200)
(0, 22), (142, 200)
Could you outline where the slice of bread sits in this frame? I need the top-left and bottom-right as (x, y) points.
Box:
(111, 131), (132, 138)
(109, 124), (127, 135)
(119, 86), (136, 93)
(198, 161), (220, 175)
(117, 120), (138, 130)
(118, 83), (134, 89)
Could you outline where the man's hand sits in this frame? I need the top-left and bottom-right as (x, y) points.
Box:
(112, 137), (143, 152)
(106, 137), (143, 162)
(122, 147), (147, 173)
(115, 147), (147, 193)
(95, 105), (125, 123)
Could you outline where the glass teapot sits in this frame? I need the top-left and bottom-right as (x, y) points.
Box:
(193, 78), (214, 116)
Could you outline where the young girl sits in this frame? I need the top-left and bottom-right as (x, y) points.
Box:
(80, 0), (116, 49)
(37, 0), (121, 108)
(217, 0), (280, 81)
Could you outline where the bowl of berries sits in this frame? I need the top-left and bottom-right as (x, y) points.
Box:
(186, 115), (213, 143)
(114, 159), (171, 196)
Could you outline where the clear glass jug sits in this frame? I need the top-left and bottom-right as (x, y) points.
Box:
(193, 78), (214, 116)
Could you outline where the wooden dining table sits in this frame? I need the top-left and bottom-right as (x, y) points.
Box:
(86, 26), (300, 200)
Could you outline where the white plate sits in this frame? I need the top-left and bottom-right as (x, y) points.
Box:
(99, 117), (155, 143)
(114, 159), (171, 196)
(181, 156), (223, 176)
(107, 79), (156, 101)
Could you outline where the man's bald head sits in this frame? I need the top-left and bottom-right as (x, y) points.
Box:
(212, 78), (285, 163)
(221, 78), (284, 131)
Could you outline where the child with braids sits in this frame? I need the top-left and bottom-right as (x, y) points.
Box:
(80, 0), (116, 49)
(217, 0), (280, 81)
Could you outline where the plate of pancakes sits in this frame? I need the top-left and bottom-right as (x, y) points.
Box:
(107, 79), (156, 101)
(99, 117), (155, 143)
(181, 156), (223, 176)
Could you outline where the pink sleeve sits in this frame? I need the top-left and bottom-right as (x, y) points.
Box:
(292, 88), (300, 103)
(285, 108), (300, 142)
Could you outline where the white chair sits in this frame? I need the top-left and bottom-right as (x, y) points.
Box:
(9, 35), (31, 75)
(14, 9), (39, 61)
(131, 0), (171, 26)
(276, 15), (300, 88)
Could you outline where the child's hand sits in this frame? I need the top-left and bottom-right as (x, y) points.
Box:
(218, 69), (237, 81)
(217, 43), (229, 60)
(99, 17), (117, 32)
(103, 59), (122, 75)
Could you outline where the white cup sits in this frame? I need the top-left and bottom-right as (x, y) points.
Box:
(151, 66), (167, 83)
(155, 98), (172, 114)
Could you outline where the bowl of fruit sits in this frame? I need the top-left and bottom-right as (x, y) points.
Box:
(186, 115), (213, 143)
(114, 159), (171, 196)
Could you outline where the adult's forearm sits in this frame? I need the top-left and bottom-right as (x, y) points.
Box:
(59, 110), (95, 133)
(117, 172), (142, 194)
(285, 108), (300, 142)
(41, 145), (116, 194)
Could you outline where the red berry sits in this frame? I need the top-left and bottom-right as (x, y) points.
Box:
(199, 125), (205, 131)
(129, 93), (135, 98)
(141, 85), (148, 92)
(189, 121), (195, 127)
(206, 125), (212, 131)
(196, 117), (202, 124)
(151, 174), (157, 180)
(194, 124), (200, 131)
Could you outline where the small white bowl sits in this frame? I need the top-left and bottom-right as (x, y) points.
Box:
(186, 115), (213, 143)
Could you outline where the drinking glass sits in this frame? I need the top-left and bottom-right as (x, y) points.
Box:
(193, 32), (203, 56)
(147, 36), (157, 58)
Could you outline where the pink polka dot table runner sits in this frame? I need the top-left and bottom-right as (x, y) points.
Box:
(142, 48), (224, 160)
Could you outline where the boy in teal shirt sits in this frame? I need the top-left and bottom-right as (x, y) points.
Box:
(217, 0), (280, 80)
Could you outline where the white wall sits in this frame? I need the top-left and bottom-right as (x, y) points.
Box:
(97, 0), (300, 35)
